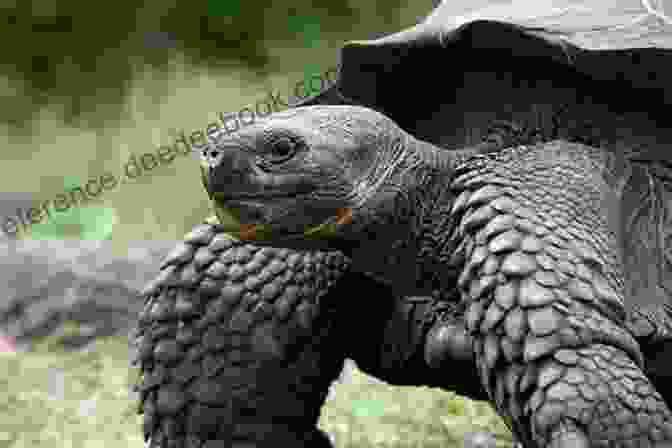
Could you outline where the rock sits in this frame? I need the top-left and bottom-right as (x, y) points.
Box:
(0, 192), (34, 241)
(0, 238), (177, 352)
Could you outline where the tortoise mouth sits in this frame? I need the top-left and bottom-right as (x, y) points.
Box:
(210, 198), (353, 244)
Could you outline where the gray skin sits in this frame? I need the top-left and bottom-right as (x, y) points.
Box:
(195, 104), (672, 447)
(132, 110), (672, 448)
(131, 222), (672, 448)
(131, 226), (491, 448)
(132, 232), (356, 448)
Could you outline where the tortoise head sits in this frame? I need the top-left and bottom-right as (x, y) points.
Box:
(194, 105), (410, 250)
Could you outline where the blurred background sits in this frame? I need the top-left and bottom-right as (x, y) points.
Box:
(0, 0), (439, 251)
(0, 5), (516, 447)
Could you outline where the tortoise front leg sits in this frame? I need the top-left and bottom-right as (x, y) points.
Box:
(448, 142), (672, 447)
(132, 229), (496, 448)
(132, 231), (351, 448)
(426, 301), (672, 447)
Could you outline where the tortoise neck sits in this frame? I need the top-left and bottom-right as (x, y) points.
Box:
(342, 134), (462, 293)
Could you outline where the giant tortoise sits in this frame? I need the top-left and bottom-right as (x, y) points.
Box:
(132, 0), (672, 447)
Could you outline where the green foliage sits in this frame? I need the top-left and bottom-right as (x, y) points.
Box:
(206, 0), (242, 18)
(0, 0), (418, 132)
(27, 177), (118, 241)
(0, 329), (513, 447)
(1, 1), (436, 244)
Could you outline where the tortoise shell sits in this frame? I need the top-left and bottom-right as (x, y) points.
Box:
(296, 0), (672, 312)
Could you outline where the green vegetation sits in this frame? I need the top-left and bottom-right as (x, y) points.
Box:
(27, 177), (118, 241)
(1, 2), (437, 250)
(0, 0), (427, 133)
(0, 326), (513, 448)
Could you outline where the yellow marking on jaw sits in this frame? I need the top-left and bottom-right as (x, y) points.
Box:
(209, 197), (352, 241)
(210, 199), (274, 241)
(211, 200), (242, 232)
(302, 207), (353, 240)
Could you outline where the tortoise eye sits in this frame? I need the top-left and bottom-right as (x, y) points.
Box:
(268, 136), (298, 162)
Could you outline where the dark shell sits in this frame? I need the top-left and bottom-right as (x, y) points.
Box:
(296, 0), (672, 314)
(299, 0), (672, 151)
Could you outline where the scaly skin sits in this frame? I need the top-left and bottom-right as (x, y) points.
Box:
(131, 223), (489, 448)
(196, 104), (672, 447)
(447, 142), (672, 447)
(626, 304), (672, 406)
(131, 222), (672, 447)
(129, 111), (594, 448)
(132, 225), (351, 447)
(427, 300), (672, 407)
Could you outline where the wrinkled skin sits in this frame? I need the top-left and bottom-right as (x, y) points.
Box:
(132, 224), (672, 448)
(132, 226), (490, 448)
(194, 104), (672, 447)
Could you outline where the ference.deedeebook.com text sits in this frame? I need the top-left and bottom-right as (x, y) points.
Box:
(2, 66), (339, 239)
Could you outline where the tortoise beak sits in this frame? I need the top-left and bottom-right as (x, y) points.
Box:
(202, 146), (261, 198)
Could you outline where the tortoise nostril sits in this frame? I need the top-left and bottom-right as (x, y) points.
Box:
(209, 150), (218, 158)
